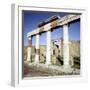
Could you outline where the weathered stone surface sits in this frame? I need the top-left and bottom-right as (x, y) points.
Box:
(51, 55), (61, 66)
(69, 56), (74, 67)
(69, 41), (80, 57)
(39, 45), (46, 63)
(39, 54), (46, 64)
(27, 15), (80, 37)
(31, 54), (35, 62)
(51, 41), (59, 56)
(51, 55), (57, 65)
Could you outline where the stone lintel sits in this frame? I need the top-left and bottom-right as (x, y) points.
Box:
(27, 15), (80, 37)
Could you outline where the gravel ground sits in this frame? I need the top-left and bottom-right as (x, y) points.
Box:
(24, 62), (80, 77)
(24, 63), (52, 77)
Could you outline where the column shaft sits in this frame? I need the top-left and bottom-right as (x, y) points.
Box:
(46, 30), (51, 65)
(35, 34), (40, 63)
(63, 24), (70, 69)
(27, 37), (32, 62)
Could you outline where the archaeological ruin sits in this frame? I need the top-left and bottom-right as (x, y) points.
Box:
(25, 14), (80, 75)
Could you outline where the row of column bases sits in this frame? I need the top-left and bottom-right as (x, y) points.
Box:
(27, 24), (71, 72)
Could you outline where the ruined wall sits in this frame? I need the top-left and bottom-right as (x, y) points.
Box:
(24, 40), (80, 67)
(69, 41), (80, 57)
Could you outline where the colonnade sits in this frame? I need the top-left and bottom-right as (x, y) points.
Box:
(26, 14), (80, 72)
(27, 24), (70, 69)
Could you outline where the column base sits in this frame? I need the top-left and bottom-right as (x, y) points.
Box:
(63, 65), (73, 74)
(44, 63), (52, 68)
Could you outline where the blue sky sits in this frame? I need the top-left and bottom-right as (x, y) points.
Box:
(23, 11), (80, 46)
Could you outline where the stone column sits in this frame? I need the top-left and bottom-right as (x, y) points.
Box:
(35, 34), (40, 64)
(27, 37), (32, 62)
(63, 24), (70, 72)
(46, 30), (51, 65)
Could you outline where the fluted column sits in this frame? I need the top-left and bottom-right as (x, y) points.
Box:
(63, 24), (70, 71)
(27, 37), (32, 62)
(35, 34), (40, 64)
(46, 30), (51, 65)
